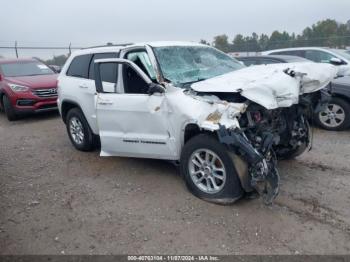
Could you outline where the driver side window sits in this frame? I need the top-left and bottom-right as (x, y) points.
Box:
(123, 50), (156, 94)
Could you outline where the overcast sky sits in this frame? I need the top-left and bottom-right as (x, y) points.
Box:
(1, 0), (350, 58)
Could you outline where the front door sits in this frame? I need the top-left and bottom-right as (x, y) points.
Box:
(94, 59), (176, 160)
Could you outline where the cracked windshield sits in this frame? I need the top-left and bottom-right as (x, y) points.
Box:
(154, 46), (244, 86)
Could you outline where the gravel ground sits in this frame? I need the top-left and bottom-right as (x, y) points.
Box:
(0, 112), (350, 255)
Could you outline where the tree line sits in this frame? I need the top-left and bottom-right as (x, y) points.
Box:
(201, 19), (350, 53)
(41, 18), (350, 65)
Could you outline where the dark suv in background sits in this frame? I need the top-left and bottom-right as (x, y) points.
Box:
(0, 58), (58, 121)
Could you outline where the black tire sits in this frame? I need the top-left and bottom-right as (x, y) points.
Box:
(66, 108), (96, 151)
(276, 142), (308, 160)
(0, 95), (3, 112)
(3, 95), (18, 121)
(180, 134), (243, 204)
(314, 97), (350, 131)
(276, 120), (311, 160)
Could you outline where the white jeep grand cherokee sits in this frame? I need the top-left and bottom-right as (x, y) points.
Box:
(58, 42), (336, 204)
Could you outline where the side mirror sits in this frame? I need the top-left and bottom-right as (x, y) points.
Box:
(330, 57), (343, 65)
(148, 83), (165, 95)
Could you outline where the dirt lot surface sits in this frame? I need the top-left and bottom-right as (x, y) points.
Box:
(0, 112), (350, 255)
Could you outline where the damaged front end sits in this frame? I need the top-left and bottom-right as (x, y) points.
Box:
(187, 63), (337, 205)
(201, 99), (314, 205)
(217, 125), (279, 204)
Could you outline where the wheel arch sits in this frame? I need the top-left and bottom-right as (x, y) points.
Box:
(332, 93), (350, 104)
(60, 99), (84, 124)
(182, 122), (216, 146)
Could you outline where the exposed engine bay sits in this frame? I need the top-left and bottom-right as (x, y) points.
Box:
(192, 82), (331, 204)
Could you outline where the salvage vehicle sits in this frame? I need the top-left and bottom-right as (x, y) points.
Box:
(57, 42), (337, 204)
(236, 55), (350, 130)
(0, 58), (58, 121)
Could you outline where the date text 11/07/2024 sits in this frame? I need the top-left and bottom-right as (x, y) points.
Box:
(127, 255), (220, 261)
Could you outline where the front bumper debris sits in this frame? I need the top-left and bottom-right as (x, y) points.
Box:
(217, 125), (280, 204)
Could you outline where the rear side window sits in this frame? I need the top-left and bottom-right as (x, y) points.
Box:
(66, 54), (92, 78)
(89, 52), (118, 82)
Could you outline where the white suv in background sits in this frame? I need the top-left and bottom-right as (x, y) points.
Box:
(57, 42), (336, 205)
(263, 47), (350, 76)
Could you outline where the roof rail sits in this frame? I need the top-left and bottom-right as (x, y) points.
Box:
(82, 43), (133, 49)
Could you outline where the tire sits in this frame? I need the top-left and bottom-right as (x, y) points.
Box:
(276, 120), (311, 160)
(0, 95), (3, 112)
(180, 134), (243, 204)
(2, 95), (18, 121)
(277, 142), (308, 160)
(315, 97), (350, 131)
(66, 108), (96, 151)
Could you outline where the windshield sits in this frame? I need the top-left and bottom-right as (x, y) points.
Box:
(331, 49), (350, 61)
(0, 61), (54, 77)
(153, 46), (244, 86)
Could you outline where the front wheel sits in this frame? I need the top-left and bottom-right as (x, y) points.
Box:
(315, 97), (350, 131)
(3, 95), (18, 121)
(180, 134), (243, 204)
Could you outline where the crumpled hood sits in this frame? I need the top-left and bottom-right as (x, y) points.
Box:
(191, 62), (338, 109)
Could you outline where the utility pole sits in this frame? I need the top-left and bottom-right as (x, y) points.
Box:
(15, 41), (18, 58)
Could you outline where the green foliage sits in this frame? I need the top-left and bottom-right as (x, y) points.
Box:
(45, 54), (68, 66)
(213, 34), (231, 52)
(206, 19), (350, 52)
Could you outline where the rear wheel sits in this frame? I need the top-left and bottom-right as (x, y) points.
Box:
(3, 95), (18, 121)
(180, 134), (243, 204)
(315, 97), (350, 131)
(66, 108), (96, 151)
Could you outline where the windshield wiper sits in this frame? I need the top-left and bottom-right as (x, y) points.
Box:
(181, 77), (207, 87)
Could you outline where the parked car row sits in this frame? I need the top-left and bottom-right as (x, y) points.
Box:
(56, 42), (337, 205)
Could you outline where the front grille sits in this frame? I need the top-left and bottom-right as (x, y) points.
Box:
(32, 88), (57, 98)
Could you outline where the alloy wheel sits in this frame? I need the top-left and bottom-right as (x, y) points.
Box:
(188, 149), (226, 194)
(319, 103), (345, 128)
(69, 117), (85, 145)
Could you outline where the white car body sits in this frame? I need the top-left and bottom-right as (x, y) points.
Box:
(57, 42), (337, 204)
(58, 42), (336, 160)
(262, 47), (350, 77)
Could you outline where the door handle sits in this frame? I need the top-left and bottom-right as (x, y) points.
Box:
(79, 84), (88, 89)
(98, 99), (113, 105)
